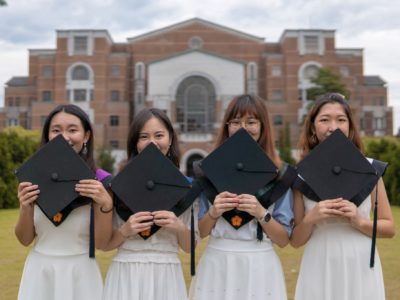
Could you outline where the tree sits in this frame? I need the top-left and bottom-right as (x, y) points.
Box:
(0, 1), (7, 6)
(363, 136), (400, 205)
(96, 148), (115, 174)
(307, 67), (351, 101)
(277, 123), (295, 165)
(0, 127), (40, 208)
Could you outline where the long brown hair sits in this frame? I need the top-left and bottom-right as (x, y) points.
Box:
(298, 92), (363, 158)
(126, 108), (180, 167)
(215, 94), (281, 168)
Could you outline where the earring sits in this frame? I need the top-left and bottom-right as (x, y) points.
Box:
(82, 143), (88, 155)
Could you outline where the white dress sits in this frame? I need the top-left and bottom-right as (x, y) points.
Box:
(295, 196), (385, 300)
(189, 190), (293, 300)
(18, 205), (103, 300)
(103, 203), (199, 300)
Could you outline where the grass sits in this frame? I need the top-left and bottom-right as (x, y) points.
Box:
(1, 207), (400, 300)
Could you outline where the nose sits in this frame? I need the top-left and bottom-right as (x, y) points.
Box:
(328, 121), (339, 131)
(62, 132), (70, 141)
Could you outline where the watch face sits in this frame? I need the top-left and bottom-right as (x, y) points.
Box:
(264, 212), (272, 222)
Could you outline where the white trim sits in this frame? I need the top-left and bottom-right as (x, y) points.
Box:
(180, 148), (209, 174)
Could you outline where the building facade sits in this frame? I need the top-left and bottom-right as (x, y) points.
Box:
(0, 18), (392, 174)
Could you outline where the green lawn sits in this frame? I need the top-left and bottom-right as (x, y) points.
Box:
(1, 207), (400, 300)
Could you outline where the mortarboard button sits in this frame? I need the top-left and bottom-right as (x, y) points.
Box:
(332, 166), (341, 175)
(146, 180), (155, 190)
(236, 162), (244, 171)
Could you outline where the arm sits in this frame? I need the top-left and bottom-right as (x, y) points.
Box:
(14, 182), (39, 246)
(198, 191), (239, 238)
(339, 178), (395, 238)
(290, 190), (344, 248)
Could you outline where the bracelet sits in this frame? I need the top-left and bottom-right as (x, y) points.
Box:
(100, 205), (113, 213)
(208, 210), (219, 220)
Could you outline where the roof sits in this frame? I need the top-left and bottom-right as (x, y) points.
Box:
(363, 76), (386, 87)
(6, 77), (30, 87)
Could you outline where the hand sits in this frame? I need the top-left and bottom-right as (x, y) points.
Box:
(75, 179), (113, 209)
(208, 191), (239, 218)
(17, 182), (39, 209)
(152, 210), (186, 233)
(304, 198), (344, 225)
(337, 199), (361, 227)
(119, 211), (154, 238)
(236, 194), (266, 219)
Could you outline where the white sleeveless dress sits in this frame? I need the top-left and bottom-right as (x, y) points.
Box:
(295, 196), (385, 300)
(103, 204), (198, 300)
(18, 205), (103, 300)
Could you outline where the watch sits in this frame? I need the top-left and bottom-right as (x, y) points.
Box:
(258, 210), (272, 224)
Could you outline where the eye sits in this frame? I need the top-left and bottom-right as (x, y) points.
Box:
(229, 119), (241, 126)
(139, 134), (148, 140)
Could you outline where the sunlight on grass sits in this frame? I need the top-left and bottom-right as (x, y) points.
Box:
(1, 207), (399, 300)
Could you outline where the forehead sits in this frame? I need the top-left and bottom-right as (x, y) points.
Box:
(317, 102), (347, 116)
(50, 111), (82, 126)
(141, 116), (168, 131)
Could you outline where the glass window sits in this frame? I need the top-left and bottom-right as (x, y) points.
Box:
(340, 65), (350, 77)
(304, 35), (319, 54)
(74, 36), (88, 53)
(303, 65), (319, 80)
(72, 65), (89, 80)
(111, 65), (120, 77)
(42, 91), (52, 102)
(273, 115), (283, 126)
(73, 89), (87, 102)
(110, 115), (119, 127)
(42, 66), (53, 77)
(272, 90), (283, 101)
(271, 65), (282, 77)
(111, 90), (120, 102)
(110, 140), (119, 149)
(7, 97), (13, 107)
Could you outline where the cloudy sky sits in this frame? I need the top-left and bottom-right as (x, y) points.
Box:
(1, 0), (399, 131)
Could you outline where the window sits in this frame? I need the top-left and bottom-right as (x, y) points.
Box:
(188, 36), (203, 49)
(111, 90), (120, 102)
(303, 65), (319, 80)
(15, 97), (21, 106)
(42, 91), (52, 102)
(340, 65), (350, 77)
(7, 97), (13, 106)
(271, 90), (283, 101)
(73, 89), (87, 102)
(374, 96), (385, 106)
(110, 140), (119, 149)
(111, 65), (120, 77)
(74, 36), (88, 53)
(29, 96), (37, 103)
(41, 116), (47, 126)
(72, 66), (89, 80)
(304, 36), (319, 54)
(110, 115), (119, 127)
(136, 92), (144, 105)
(273, 115), (283, 126)
(247, 63), (257, 80)
(374, 117), (386, 130)
(42, 66), (53, 77)
(271, 65), (282, 77)
(176, 76), (216, 133)
(135, 62), (145, 80)
(7, 118), (19, 127)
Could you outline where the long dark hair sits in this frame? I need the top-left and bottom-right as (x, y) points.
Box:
(298, 92), (363, 157)
(41, 104), (96, 171)
(215, 94), (281, 168)
(127, 108), (180, 167)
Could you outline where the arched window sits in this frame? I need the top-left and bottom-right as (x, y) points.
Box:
(303, 65), (319, 80)
(176, 76), (216, 133)
(72, 65), (90, 80)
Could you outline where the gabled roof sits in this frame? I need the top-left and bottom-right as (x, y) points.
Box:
(364, 75), (386, 87)
(147, 48), (246, 65)
(127, 18), (265, 43)
(6, 77), (30, 87)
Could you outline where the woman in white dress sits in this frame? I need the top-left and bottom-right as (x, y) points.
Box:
(15, 104), (112, 300)
(96, 108), (198, 300)
(189, 94), (294, 300)
(291, 93), (396, 300)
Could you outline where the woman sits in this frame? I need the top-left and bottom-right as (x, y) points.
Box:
(291, 93), (395, 300)
(189, 94), (293, 300)
(15, 104), (112, 300)
(98, 108), (198, 300)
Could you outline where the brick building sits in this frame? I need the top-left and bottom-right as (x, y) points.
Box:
(0, 18), (392, 174)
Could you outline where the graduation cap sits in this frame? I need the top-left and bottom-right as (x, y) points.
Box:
(295, 129), (379, 205)
(198, 128), (279, 229)
(295, 128), (387, 267)
(110, 142), (192, 239)
(15, 134), (95, 225)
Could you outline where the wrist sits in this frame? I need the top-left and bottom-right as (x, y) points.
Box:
(208, 207), (219, 220)
(258, 209), (272, 224)
(118, 226), (129, 239)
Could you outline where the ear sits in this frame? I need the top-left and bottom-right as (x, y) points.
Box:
(83, 131), (91, 144)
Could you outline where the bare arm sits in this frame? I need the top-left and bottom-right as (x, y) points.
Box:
(340, 178), (395, 238)
(14, 182), (39, 246)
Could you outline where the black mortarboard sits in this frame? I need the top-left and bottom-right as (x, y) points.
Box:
(198, 128), (279, 229)
(111, 142), (192, 239)
(295, 129), (379, 205)
(15, 134), (95, 225)
(295, 128), (387, 268)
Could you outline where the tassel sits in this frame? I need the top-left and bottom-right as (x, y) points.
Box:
(89, 203), (95, 258)
(256, 223), (263, 241)
(370, 185), (378, 268)
(190, 205), (196, 276)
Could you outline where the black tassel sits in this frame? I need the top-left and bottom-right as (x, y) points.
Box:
(370, 185), (378, 268)
(256, 223), (263, 241)
(89, 203), (95, 258)
(190, 205), (196, 276)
